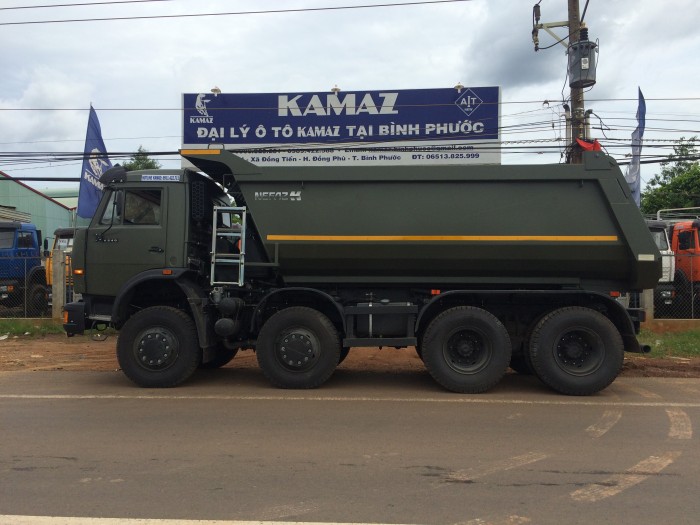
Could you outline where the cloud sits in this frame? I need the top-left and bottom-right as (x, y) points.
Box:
(0, 0), (697, 185)
(0, 67), (91, 149)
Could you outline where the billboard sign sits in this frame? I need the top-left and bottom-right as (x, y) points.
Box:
(182, 87), (500, 166)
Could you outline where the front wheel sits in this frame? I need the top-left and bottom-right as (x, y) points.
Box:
(529, 307), (623, 395)
(256, 307), (340, 389)
(117, 306), (201, 387)
(421, 306), (511, 393)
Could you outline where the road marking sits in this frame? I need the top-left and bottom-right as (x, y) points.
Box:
(570, 451), (682, 502)
(618, 384), (662, 399)
(585, 409), (623, 438)
(1, 393), (700, 408)
(256, 503), (319, 522)
(666, 408), (693, 440)
(678, 385), (700, 396)
(460, 515), (531, 525)
(446, 452), (548, 483)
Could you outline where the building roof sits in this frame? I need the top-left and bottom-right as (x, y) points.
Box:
(0, 170), (74, 211)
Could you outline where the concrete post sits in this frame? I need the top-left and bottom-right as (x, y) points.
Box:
(52, 249), (66, 320)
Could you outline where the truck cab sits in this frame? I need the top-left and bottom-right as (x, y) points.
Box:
(69, 166), (235, 323)
(645, 219), (675, 314)
(0, 221), (47, 315)
(670, 220), (700, 313)
(45, 228), (77, 306)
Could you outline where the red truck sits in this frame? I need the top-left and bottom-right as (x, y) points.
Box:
(669, 220), (700, 315)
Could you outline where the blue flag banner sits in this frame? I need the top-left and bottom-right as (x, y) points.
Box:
(77, 106), (112, 218)
(625, 88), (646, 206)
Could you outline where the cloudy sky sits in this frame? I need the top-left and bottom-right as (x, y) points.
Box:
(0, 0), (698, 191)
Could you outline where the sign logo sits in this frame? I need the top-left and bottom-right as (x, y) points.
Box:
(190, 93), (214, 124)
(455, 88), (483, 117)
(88, 148), (110, 183)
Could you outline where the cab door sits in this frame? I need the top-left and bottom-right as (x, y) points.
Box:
(84, 186), (167, 297)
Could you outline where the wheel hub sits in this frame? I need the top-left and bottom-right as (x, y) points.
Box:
(453, 335), (479, 364)
(137, 330), (178, 370)
(278, 330), (319, 371)
(557, 333), (590, 366)
(554, 329), (603, 375)
(445, 329), (490, 373)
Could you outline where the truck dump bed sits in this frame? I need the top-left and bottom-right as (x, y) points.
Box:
(184, 150), (660, 292)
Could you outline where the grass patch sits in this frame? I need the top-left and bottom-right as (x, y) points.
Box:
(0, 318), (65, 337)
(0, 318), (698, 359)
(638, 328), (700, 359)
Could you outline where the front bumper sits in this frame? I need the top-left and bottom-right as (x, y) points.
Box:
(63, 301), (86, 336)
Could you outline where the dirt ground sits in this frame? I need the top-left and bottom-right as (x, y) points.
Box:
(1, 332), (700, 378)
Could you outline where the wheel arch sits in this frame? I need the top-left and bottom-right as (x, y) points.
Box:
(111, 269), (207, 333)
(251, 287), (346, 337)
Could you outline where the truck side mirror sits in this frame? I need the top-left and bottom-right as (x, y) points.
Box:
(43, 238), (49, 257)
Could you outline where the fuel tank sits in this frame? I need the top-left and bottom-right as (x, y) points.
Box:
(183, 150), (661, 292)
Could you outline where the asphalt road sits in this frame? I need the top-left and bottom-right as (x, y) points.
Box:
(1, 367), (699, 525)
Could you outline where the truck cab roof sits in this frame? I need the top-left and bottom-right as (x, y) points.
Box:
(0, 221), (37, 231)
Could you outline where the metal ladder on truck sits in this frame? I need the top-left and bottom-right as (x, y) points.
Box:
(210, 206), (246, 286)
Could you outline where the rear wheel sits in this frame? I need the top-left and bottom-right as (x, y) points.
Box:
(256, 307), (340, 389)
(117, 306), (201, 387)
(529, 307), (623, 395)
(421, 306), (511, 393)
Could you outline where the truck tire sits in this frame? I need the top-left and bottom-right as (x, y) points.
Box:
(421, 306), (511, 393)
(27, 282), (48, 317)
(529, 307), (623, 395)
(117, 306), (201, 388)
(256, 307), (340, 389)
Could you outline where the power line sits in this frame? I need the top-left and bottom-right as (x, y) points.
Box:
(1, 97), (698, 111)
(0, 0), (174, 10)
(0, 0), (474, 26)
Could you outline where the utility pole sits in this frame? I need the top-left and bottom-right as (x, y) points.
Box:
(567, 0), (584, 164)
(532, 0), (598, 164)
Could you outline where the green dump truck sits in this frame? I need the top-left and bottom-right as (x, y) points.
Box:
(63, 149), (660, 395)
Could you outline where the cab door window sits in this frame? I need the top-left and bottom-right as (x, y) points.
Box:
(124, 189), (161, 224)
(100, 190), (122, 225)
(17, 231), (34, 248)
(100, 189), (162, 225)
(678, 230), (695, 251)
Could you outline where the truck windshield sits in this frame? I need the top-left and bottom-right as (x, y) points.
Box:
(650, 229), (669, 250)
(56, 237), (73, 250)
(0, 230), (14, 249)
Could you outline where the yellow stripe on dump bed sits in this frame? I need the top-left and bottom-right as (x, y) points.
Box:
(267, 235), (619, 242)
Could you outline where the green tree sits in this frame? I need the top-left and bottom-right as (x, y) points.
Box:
(122, 145), (161, 171)
(641, 137), (700, 214)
